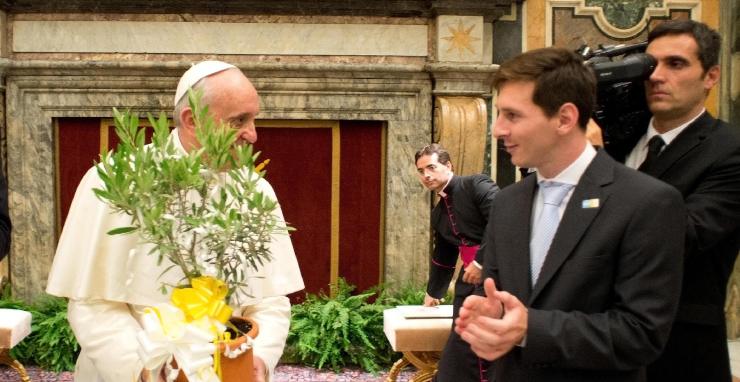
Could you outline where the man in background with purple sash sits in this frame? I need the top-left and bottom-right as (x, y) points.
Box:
(414, 143), (498, 382)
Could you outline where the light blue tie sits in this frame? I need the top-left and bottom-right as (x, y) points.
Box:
(530, 181), (574, 285)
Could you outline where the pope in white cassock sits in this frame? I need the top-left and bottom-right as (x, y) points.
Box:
(46, 61), (305, 382)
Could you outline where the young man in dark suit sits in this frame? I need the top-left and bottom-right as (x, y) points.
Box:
(454, 47), (686, 381)
(618, 20), (740, 382)
(414, 143), (498, 382)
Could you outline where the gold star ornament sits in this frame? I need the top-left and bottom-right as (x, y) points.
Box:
(442, 19), (480, 57)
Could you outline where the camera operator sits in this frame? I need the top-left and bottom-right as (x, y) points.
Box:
(594, 19), (740, 381)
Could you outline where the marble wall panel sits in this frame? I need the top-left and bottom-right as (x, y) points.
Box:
(13, 21), (428, 57)
(11, 13), (428, 24)
(3, 62), (433, 300)
(552, 8), (647, 50)
(5, 74), (174, 300)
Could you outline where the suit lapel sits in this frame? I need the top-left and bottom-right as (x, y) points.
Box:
(498, 176), (537, 302)
(529, 152), (614, 303)
(431, 176), (460, 228)
(641, 112), (713, 178)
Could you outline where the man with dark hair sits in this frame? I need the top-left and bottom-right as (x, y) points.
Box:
(455, 47), (686, 381)
(414, 143), (498, 382)
(616, 19), (740, 382)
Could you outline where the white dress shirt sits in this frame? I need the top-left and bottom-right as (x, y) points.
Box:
(625, 109), (705, 169)
(532, 143), (597, 225)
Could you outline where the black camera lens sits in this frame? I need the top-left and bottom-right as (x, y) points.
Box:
(591, 53), (656, 83)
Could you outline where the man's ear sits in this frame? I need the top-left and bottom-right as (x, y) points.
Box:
(177, 107), (198, 151)
(556, 102), (580, 135)
(179, 107), (195, 131)
(703, 65), (720, 92)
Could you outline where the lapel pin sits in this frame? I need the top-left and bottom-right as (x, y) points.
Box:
(581, 198), (600, 209)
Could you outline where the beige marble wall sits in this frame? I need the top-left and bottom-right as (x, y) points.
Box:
(0, 11), (8, 284)
(13, 21), (428, 57)
(2, 61), (434, 300)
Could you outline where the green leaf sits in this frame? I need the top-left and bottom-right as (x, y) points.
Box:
(107, 226), (137, 235)
(94, 92), (291, 305)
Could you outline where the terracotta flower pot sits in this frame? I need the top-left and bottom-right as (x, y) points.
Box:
(176, 317), (260, 382)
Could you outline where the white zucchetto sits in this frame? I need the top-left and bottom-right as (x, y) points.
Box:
(174, 60), (236, 107)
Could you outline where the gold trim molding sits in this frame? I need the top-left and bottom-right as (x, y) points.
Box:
(546, 0), (701, 43)
(499, 3), (518, 22)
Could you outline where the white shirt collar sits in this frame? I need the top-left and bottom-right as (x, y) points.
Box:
(437, 173), (454, 198)
(172, 128), (188, 155)
(536, 143), (597, 186)
(646, 108), (705, 146)
(625, 108), (706, 169)
(530, 143), (596, 226)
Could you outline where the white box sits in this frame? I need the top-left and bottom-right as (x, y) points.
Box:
(0, 309), (32, 349)
(383, 306), (452, 352)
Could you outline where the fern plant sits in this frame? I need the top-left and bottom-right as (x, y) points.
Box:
(0, 294), (79, 372)
(287, 279), (393, 373)
(374, 283), (428, 306)
(285, 279), (439, 374)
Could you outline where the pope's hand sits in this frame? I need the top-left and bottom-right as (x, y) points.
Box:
(139, 368), (165, 382)
(254, 355), (267, 382)
(455, 278), (527, 361)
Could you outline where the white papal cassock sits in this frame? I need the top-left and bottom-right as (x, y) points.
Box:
(46, 129), (305, 381)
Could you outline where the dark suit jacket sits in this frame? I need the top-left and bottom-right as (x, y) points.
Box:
(618, 113), (740, 380)
(482, 151), (685, 382)
(427, 174), (498, 302)
(637, 113), (740, 325)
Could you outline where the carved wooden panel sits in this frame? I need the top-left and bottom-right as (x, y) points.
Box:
(433, 96), (487, 175)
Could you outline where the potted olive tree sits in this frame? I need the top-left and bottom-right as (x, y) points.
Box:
(94, 90), (285, 382)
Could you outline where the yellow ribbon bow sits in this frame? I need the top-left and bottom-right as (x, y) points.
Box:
(171, 276), (233, 324)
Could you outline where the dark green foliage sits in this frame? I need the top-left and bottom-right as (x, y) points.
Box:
(0, 294), (79, 372)
(0, 280), (433, 374)
(286, 278), (431, 374)
(374, 283), (428, 306)
(287, 279), (389, 373)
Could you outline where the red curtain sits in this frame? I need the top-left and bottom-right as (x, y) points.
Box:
(254, 128), (333, 301)
(57, 119), (385, 300)
(338, 121), (383, 294)
(57, 118), (102, 227)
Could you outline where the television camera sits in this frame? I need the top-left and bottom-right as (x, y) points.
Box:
(579, 42), (656, 156)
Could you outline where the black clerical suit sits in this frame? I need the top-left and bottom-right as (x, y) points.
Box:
(482, 151), (685, 381)
(608, 112), (740, 382)
(428, 174), (498, 382)
(0, 174), (11, 261)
